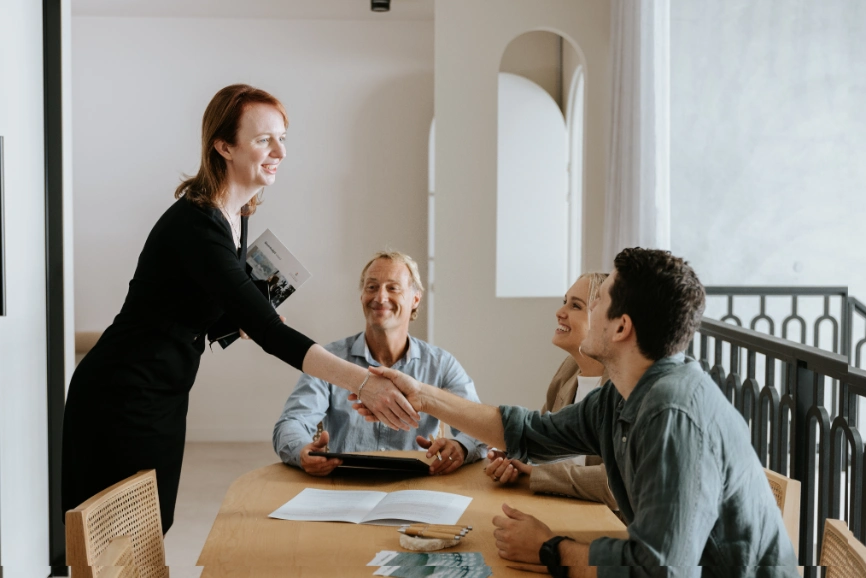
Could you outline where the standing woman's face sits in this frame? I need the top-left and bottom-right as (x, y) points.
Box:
(218, 102), (287, 193)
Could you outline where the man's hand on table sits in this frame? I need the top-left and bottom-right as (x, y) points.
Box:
(417, 435), (466, 475)
(299, 430), (342, 476)
(492, 503), (554, 563)
(485, 449), (532, 484)
(493, 503), (596, 577)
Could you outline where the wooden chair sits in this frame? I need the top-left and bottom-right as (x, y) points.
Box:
(765, 468), (801, 559)
(93, 536), (139, 578)
(820, 518), (866, 578)
(848, 531), (866, 578)
(66, 470), (168, 578)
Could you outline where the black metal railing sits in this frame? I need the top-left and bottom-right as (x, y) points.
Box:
(690, 318), (862, 574)
(705, 287), (866, 370)
(850, 297), (866, 369)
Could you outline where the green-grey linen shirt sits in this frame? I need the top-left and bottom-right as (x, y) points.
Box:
(500, 354), (799, 577)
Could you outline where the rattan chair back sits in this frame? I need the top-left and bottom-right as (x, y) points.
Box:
(820, 518), (866, 578)
(848, 534), (866, 578)
(66, 470), (168, 578)
(764, 468), (801, 559)
(93, 536), (140, 578)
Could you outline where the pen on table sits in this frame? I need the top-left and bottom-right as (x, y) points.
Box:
(398, 527), (461, 540)
(428, 434), (442, 461)
(400, 524), (471, 536)
(314, 421), (329, 453)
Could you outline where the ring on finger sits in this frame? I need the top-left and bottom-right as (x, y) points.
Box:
(448, 456), (454, 461)
(493, 476), (500, 482)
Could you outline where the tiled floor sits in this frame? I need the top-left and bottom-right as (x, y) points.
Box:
(164, 442), (278, 577)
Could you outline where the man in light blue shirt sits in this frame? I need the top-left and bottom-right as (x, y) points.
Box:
(273, 250), (485, 476)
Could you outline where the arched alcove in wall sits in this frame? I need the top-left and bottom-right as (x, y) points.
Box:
(496, 71), (568, 297)
(428, 29), (589, 320)
(497, 29), (587, 298)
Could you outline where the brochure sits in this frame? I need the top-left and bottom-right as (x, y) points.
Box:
(369, 552), (492, 578)
(368, 552), (486, 567)
(207, 228), (311, 348)
(373, 567), (493, 578)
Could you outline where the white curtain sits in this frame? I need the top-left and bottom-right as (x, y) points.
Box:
(602, 0), (671, 265)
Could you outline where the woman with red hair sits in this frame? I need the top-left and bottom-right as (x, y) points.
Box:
(62, 84), (419, 532)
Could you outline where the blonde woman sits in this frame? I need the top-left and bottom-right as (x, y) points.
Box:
(484, 272), (617, 510)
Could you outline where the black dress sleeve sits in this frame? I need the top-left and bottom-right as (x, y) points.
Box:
(180, 204), (315, 370)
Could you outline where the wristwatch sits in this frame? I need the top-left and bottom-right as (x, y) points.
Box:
(539, 535), (575, 578)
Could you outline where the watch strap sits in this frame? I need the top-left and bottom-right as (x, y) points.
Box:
(539, 535), (575, 577)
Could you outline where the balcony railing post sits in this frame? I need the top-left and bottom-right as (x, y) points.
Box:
(793, 361), (816, 566)
(842, 290), (850, 361)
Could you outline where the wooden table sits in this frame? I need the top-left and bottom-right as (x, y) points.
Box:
(197, 453), (627, 577)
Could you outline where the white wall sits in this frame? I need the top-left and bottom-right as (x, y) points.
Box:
(72, 17), (433, 440)
(0, 0), (62, 573)
(670, 0), (866, 301)
(433, 0), (610, 410)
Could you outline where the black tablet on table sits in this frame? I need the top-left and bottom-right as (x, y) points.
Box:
(309, 452), (431, 473)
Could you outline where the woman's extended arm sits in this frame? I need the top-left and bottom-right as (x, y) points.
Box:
(356, 366), (508, 449)
(182, 206), (418, 430)
(302, 344), (419, 430)
(240, 321), (419, 430)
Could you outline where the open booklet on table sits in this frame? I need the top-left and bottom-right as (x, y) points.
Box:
(268, 488), (472, 526)
(207, 228), (312, 349)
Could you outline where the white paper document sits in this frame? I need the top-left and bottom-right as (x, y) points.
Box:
(268, 488), (472, 526)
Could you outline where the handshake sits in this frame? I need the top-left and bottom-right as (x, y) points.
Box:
(298, 366), (470, 477)
(346, 365), (428, 431)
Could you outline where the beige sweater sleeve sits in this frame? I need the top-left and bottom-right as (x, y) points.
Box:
(529, 459), (618, 511)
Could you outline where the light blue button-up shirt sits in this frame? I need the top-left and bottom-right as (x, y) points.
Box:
(273, 332), (486, 467)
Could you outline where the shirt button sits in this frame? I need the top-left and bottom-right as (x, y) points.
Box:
(621, 436), (627, 443)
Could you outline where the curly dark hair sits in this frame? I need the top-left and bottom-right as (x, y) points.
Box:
(607, 248), (706, 361)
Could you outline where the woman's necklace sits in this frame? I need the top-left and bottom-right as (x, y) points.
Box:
(220, 205), (241, 249)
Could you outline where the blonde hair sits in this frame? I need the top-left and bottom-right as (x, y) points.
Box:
(359, 251), (424, 321)
(577, 271), (608, 303)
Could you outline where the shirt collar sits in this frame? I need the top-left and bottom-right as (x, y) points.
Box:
(349, 331), (420, 367)
(618, 352), (686, 423)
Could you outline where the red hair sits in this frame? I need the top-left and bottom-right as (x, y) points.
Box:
(175, 84), (288, 216)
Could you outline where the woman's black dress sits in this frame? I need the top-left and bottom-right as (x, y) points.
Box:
(61, 196), (314, 533)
